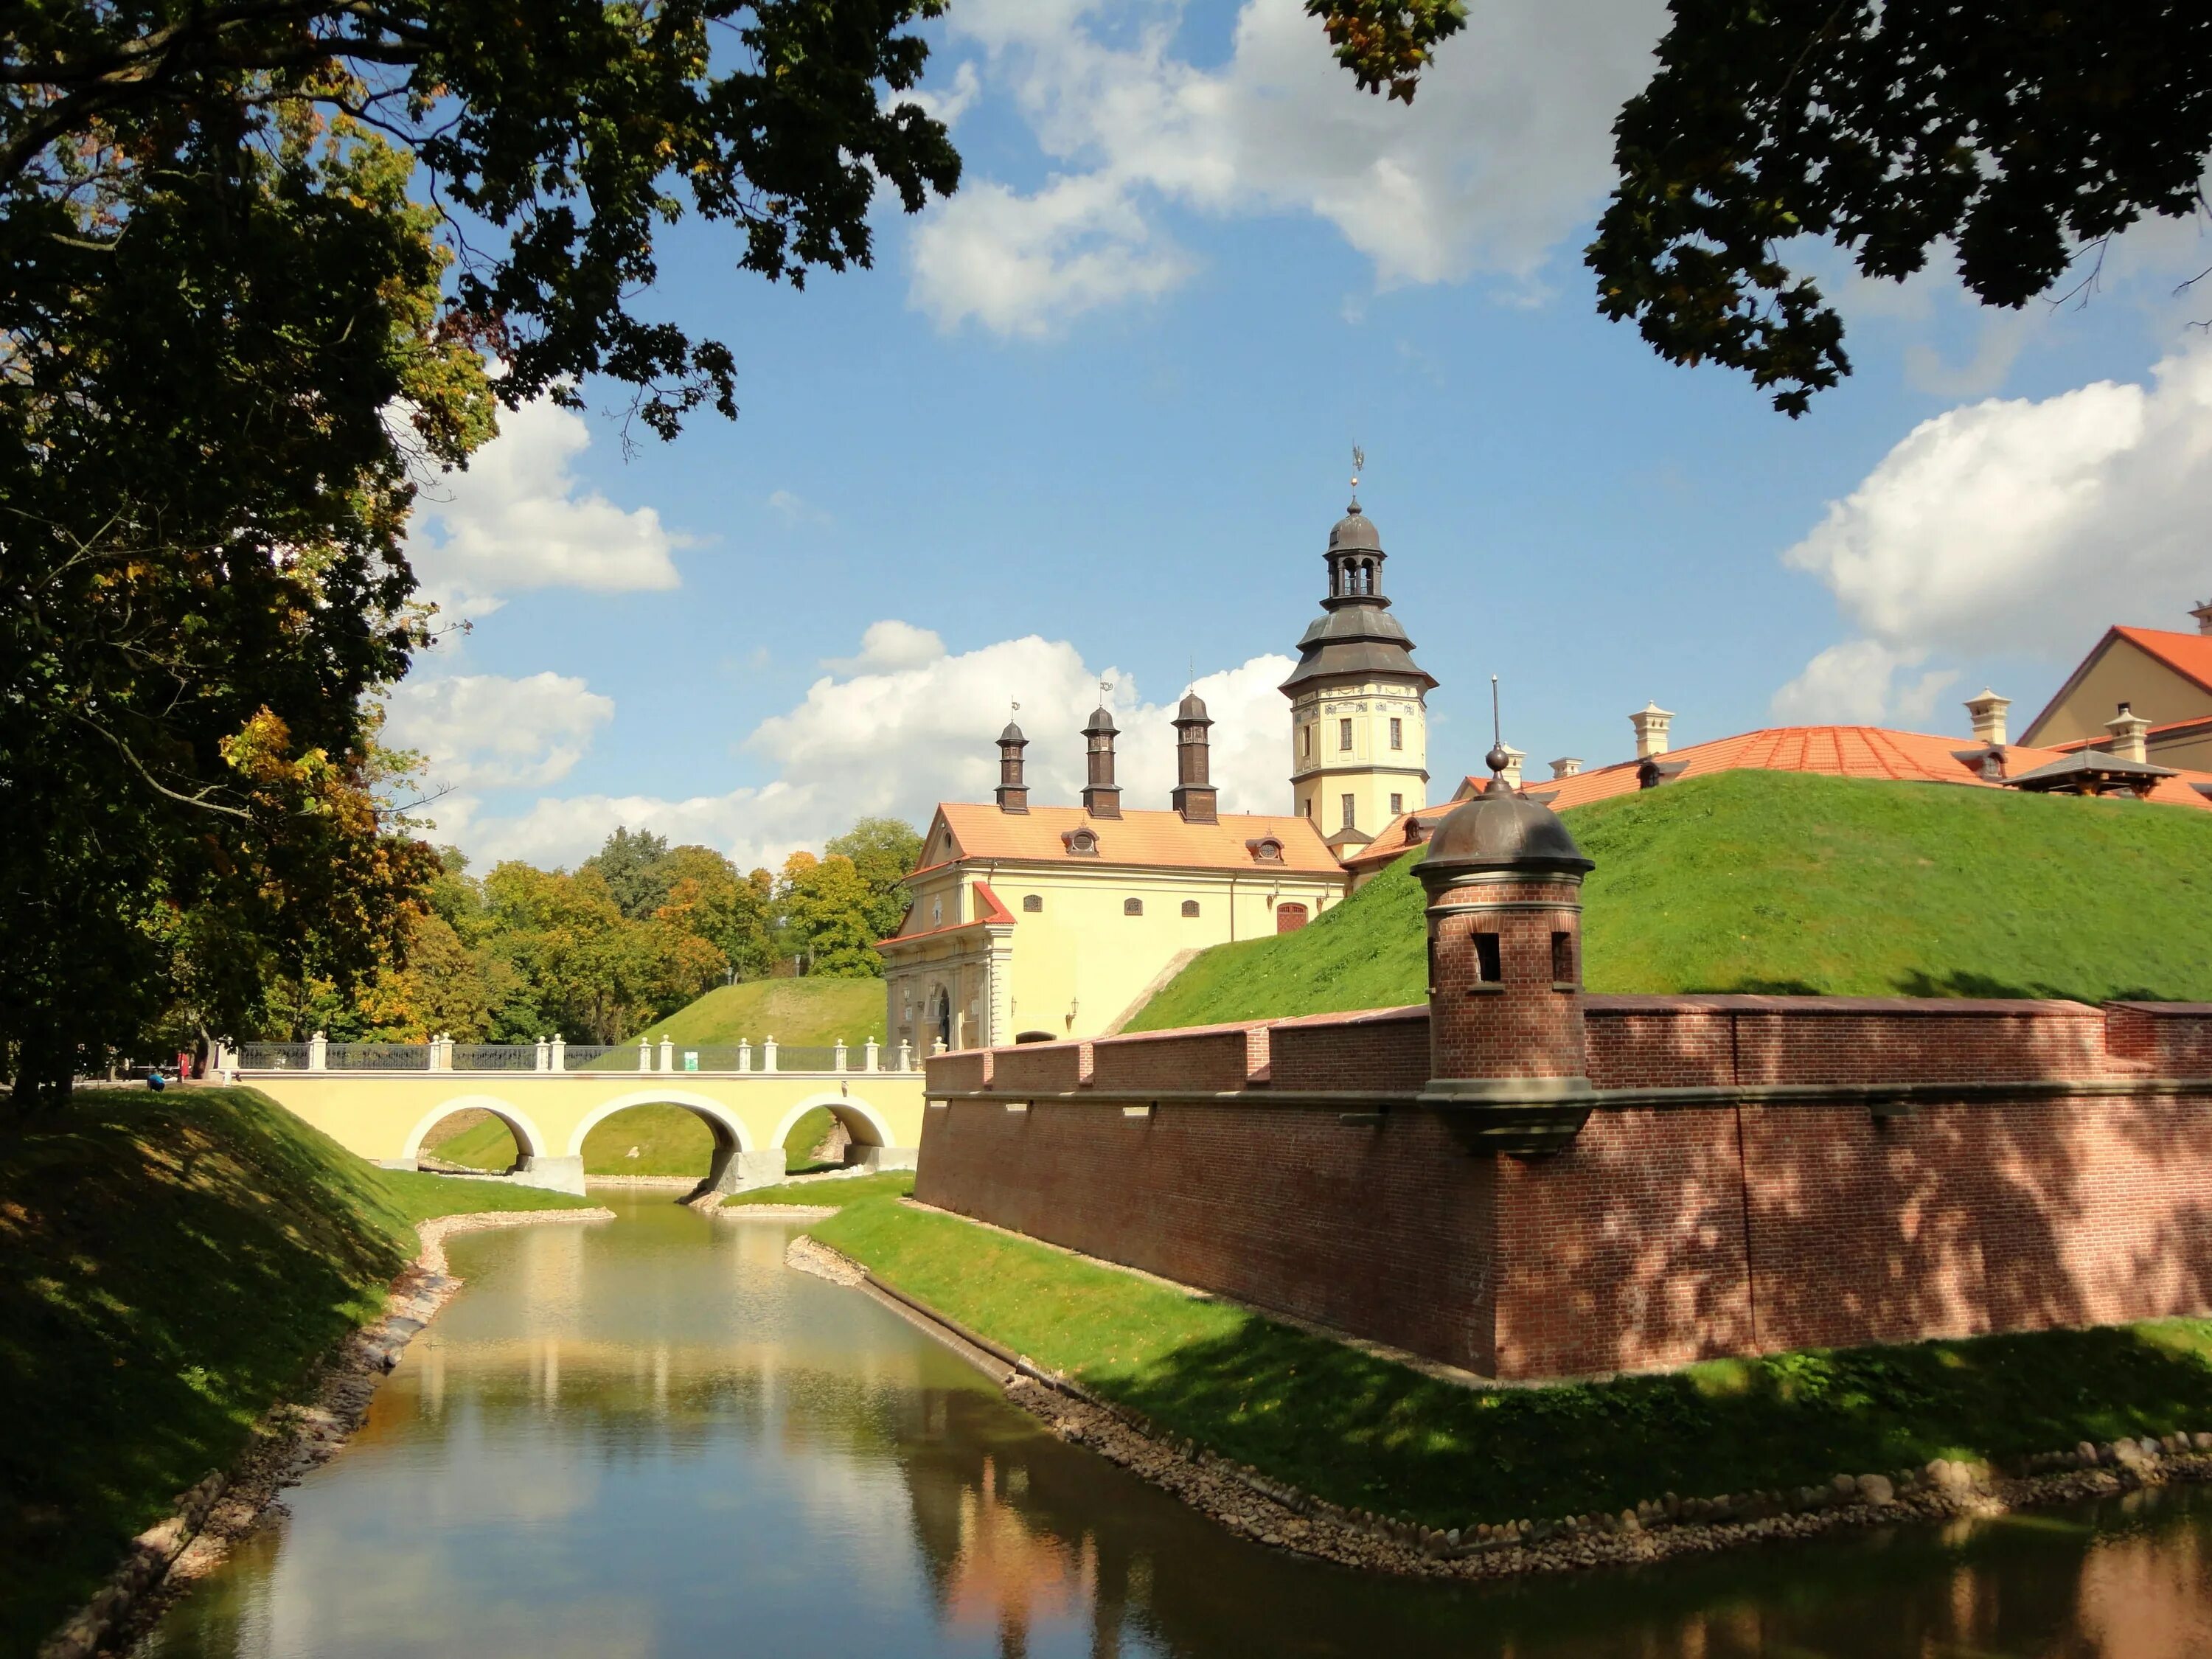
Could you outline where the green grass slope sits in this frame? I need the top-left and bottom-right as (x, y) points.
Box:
(644, 976), (886, 1048)
(1130, 771), (2212, 1031)
(0, 1086), (590, 1649)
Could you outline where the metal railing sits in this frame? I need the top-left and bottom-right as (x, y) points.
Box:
(237, 1043), (311, 1070)
(229, 1037), (920, 1074)
(327, 1043), (430, 1071)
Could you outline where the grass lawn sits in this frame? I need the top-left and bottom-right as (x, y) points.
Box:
(642, 977), (886, 1048)
(721, 1172), (915, 1211)
(1129, 771), (2212, 1030)
(0, 1085), (592, 1651)
(813, 1195), (2212, 1531)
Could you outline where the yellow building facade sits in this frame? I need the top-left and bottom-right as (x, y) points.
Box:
(2020, 608), (2212, 773)
(877, 499), (1436, 1048)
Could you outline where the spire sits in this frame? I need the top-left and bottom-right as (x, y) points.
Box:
(995, 703), (1029, 813)
(1172, 689), (1217, 823)
(1082, 683), (1121, 818)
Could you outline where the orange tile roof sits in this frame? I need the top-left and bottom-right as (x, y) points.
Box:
(933, 801), (1343, 875)
(1342, 722), (2212, 872)
(2115, 626), (2212, 698)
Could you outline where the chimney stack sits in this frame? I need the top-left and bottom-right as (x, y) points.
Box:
(1081, 702), (1121, 818)
(2192, 599), (2212, 637)
(1170, 692), (1218, 823)
(1964, 687), (2010, 748)
(994, 720), (1029, 813)
(1549, 757), (1582, 780)
(2107, 701), (2151, 765)
(1496, 741), (1525, 790)
(1630, 702), (1674, 760)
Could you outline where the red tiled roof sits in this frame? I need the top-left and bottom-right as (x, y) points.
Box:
(1341, 722), (2212, 872)
(2115, 627), (2212, 698)
(931, 801), (1341, 874)
(877, 878), (1015, 947)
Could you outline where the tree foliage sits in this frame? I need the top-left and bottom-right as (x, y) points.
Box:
(0, 2), (958, 1099)
(1304, 1), (1467, 103)
(826, 815), (925, 942)
(1587, 3), (2212, 416)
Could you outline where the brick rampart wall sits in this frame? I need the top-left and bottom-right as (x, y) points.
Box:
(917, 995), (2212, 1380)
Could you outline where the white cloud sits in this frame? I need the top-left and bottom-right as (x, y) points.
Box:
(1773, 340), (2212, 725)
(1770, 641), (1960, 731)
(899, 58), (983, 128)
(428, 623), (1296, 870)
(908, 0), (1665, 334)
(406, 398), (683, 617)
(386, 672), (615, 789)
(821, 619), (948, 674)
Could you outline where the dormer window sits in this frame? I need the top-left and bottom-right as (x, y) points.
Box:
(1247, 837), (1284, 863)
(1062, 828), (1100, 857)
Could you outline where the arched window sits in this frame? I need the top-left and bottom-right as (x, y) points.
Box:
(1022, 894), (1043, 913)
(931, 986), (953, 1050)
(1180, 900), (1200, 917)
(1276, 902), (1310, 934)
(1063, 828), (1099, 856)
(1124, 897), (1144, 916)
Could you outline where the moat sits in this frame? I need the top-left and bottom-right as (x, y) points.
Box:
(142, 1192), (2212, 1658)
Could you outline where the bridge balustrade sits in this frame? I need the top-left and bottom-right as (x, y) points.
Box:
(226, 1040), (918, 1074)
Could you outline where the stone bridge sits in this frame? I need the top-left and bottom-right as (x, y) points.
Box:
(226, 1038), (925, 1195)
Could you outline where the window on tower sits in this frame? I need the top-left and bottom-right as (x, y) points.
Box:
(1340, 793), (1354, 829)
(1389, 717), (1402, 750)
(1390, 793), (1403, 815)
(1302, 724), (1312, 758)
(1338, 717), (1352, 751)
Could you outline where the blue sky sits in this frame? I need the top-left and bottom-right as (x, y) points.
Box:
(389, 0), (2212, 873)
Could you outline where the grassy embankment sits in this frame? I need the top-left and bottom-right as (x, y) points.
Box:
(806, 1192), (2212, 1534)
(1130, 770), (2212, 1031)
(0, 1085), (594, 1652)
(430, 977), (886, 1176)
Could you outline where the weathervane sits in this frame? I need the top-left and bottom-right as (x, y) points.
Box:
(1486, 674), (1511, 782)
(1350, 444), (1366, 504)
(1099, 678), (1113, 704)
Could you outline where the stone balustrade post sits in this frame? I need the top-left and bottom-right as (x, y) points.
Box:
(864, 1037), (880, 1073)
(833, 1039), (848, 1073)
(637, 1037), (653, 1073)
(897, 1040), (913, 1072)
(308, 1030), (328, 1071)
(931, 1037), (947, 1057)
(535, 1037), (549, 1072)
(658, 1035), (675, 1073)
(762, 1037), (779, 1074)
(737, 1038), (751, 1073)
(430, 1034), (450, 1072)
(551, 1034), (566, 1072)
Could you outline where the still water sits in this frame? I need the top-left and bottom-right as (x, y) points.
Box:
(145, 1192), (2212, 1658)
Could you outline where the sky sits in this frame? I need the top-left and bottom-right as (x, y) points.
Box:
(386, 0), (2212, 876)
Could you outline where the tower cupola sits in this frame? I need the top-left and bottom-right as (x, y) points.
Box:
(1082, 700), (1121, 818)
(995, 719), (1029, 813)
(1281, 462), (1437, 840)
(1171, 690), (1218, 823)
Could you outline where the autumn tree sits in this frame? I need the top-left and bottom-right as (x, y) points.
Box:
(1, 2), (959, 1100)
(776, 852), (881, 978)
(825, 818), (924, 942)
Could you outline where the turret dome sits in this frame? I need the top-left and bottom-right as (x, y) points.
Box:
(1419, 778), (1594, 878)
(1328, 501), (1382, 553)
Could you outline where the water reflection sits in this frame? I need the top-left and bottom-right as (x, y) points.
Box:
(145, 1193), (2212, 1659)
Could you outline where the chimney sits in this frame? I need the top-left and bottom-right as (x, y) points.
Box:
(1082, 703), (1121, 818)
(1964, 687), (2010, 748)
(1170, 692), (1218, 823)
(2107, 700), (2151, 764)
(1496, 741), (1525, 790)
(2192, 599), (2212, 637)
(994, 720), (1029, 813)
(1630, 702), (1674, 760)
(1549, 757), (1582, 780)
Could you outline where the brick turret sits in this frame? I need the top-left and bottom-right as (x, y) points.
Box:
(1416, 749), (1596, 1151)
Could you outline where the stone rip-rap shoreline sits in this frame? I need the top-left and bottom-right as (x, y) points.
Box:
(41, 1208), (614, 1659)
(786, 1234), (2212, 1582)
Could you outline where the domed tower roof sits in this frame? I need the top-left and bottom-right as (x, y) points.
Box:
(1082, 703), (1118, 737)
(1419, 774), (1594, 879)
(1280, 495), (1436, 695)
(998, 719), (1026, 745)
(1175, 689), (1211, 724)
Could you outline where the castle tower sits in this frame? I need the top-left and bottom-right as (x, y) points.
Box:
(1170, 691), (1218, 823)
(995, 720), (1029, 813)
(1280, 493), (1436, 847)
(1415, 744), (1596, 1152)
(1082, 701), (1121, 818)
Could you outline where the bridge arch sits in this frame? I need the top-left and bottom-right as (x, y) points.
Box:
(403, 1095), (551, 1162)
(563, 1090), (755, 1159)
(768, 1091), (895, 1155)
